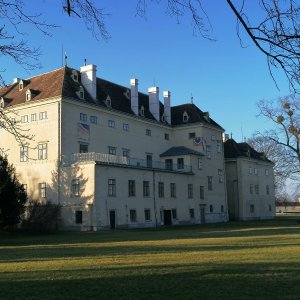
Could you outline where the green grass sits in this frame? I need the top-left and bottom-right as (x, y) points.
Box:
(1, 217), (300, 300)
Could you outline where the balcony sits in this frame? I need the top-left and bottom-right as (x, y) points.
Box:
(62, 152), (193, 174)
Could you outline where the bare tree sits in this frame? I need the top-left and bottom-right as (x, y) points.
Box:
(247, 133), (291, 195)
(257, 95), (300, 188)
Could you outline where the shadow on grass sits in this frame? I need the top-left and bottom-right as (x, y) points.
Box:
(1, 262), (300, 300)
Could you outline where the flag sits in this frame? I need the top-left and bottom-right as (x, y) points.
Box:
(78, 123), (90, 141)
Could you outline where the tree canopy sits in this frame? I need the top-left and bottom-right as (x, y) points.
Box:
(0, 155), (27, 227)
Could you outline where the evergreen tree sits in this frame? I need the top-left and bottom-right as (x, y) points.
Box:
(0, 155), (27, 227)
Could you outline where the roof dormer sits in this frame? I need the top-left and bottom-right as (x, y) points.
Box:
(77, 86), (85, 100)
(105, 95), (111, 108)
(183, 111), (189, 123)
(140, 105), (145, 117)
(71, 70), (79, 82)
(26, 89), (32, 101)
(0, 97), (4, 109)
(19, 79), (29, 91)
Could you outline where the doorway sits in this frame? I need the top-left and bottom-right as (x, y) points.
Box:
(163, 210), (172, 226)
(109, 210), (116, 229)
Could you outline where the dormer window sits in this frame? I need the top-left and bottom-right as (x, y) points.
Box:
(140, 105), (145, 117)
(79, 86), (84, 99)
(161, 114), (165, 122)
(0, 98), (4, 109)
(19, 80), (24, 91)
(106, 95), (111, 108)
(71, 70), (79, 82)
(183, 111), (189, 122)
(26, 89), (32, 101)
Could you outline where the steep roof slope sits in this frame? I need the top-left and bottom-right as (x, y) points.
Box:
(224, 139), (273, 163)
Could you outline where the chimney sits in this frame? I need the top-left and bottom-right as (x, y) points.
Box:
(163, 91), (171, 124)
(130, 78), (139, 115)
(80, 64), (97, 101)
(148, 86), (160, 121)
(13, 78), (21, 84)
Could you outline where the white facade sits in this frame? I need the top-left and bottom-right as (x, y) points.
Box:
(0, 65), (229, 230)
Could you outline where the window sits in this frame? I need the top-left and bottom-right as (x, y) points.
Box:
(80, 113), (87, 122)
(198, 158), (203, 170)
(188, 184), (193, 199)
(130, 209), (137, 222)
(79, 86), (84, 99)
(39, 182), (46, 198)
(122, 148), (130, 158)
(221, 205), (224, 213)
(218, 169), (224, 183)
(177, 158), (184, 169)
(128, 180), (136, 197)
(146, 129), (151, 136)
(140, 106), (145, 116)
(189, 132), (195, 139)
(250, 204), (255, 213)
(172, 209), (177, 219)
(158, 182), (164, 198)
(79, 144), (88, 153)
(200, 186), (204, 199)
(254, 168), (258, 175)
(108, 146), (116, 155)
(75, 211), (82, 224)
(22, 184), (27, 194)
(207, 176), (213, 191)
(71, 179), (80, 197)
(265, 169), (269, 176)
(250, 184), (253, 194)
(209, 205), (213, 213)
(108, 120), (115, 128)
(217, 141), (221, 153)
(19, 82), (23, 91)
(21, 115), (28, 123)
(249, 167), (252, 175)
(269, 204), (272, 212)
(189, 208), (195, 219)
(31, 113), (37, 121)
(266, 185), (270, 195)
(255, 184), (259, 194)
(20, 146), (28, 162)
(38, 143), (47, 160)
(183, 112), (189, 122)
(165, 159), (173, 170)
(206, 145), (211, 159)
(26, 90), (31, 101)
(39, 112), (47, 120)
(164, 133), (169, 140)
(211, 135), (216, 141)
(106, 96), (111, 107)
(170, 183), (176, 198)
(108, 179), (116, 196)
(123, 123), (129, 131)
(144, 154), (152, 168)
(143, 181), (150, 197)
(90, 115), (98, 124)
(144, 209), (151, 222)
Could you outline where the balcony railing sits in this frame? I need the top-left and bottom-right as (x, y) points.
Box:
(62, 152), (193, 173)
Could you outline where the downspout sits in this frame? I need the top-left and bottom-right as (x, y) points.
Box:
(57, 100), (62, 205)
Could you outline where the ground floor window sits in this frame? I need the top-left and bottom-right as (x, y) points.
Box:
(130, 209), (137, 222)
(75, 210), (82, 224)
(189, 208), (194, 219)
(221, 205), (224, 213)
(250, 204), (255, 213)
(39, 182), (47, 198)
(144, 209), (151, 221)
(209, 205), (213, 213)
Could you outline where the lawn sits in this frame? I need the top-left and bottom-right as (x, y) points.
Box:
(1, 217), (300, 300)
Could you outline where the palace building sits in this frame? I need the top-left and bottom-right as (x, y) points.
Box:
(1, 63), (269, 230)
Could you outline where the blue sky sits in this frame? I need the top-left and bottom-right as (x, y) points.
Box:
(2, 0), (291, 141)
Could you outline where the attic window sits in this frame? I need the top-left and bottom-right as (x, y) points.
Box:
(79, 86), (84, 99)
(72, 70), (79, 82)
(106, 96), (111, 107)
(26, 89), (32, 101)
(140, 105), (145, 117)
(0, 98), (4, 109)
(183, 111), (189, 122)
(19, 81), (24, 91)
(161, 114), (165, 122)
